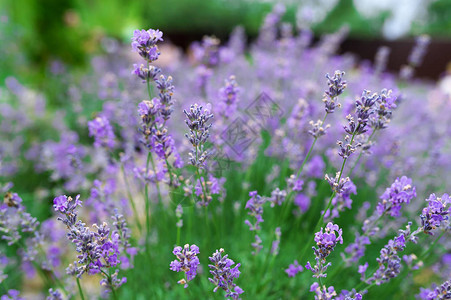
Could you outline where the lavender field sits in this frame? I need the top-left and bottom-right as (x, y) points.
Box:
(1, 2), (451, 300)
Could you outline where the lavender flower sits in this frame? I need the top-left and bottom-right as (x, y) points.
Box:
(244, 191), (266, 231)
(0, 192), (39, 246)
(251, 235), (263, 255)
(208, 248), (243, 299)
(323, 70), (346, 113)
(363, 223), (420, 286)
(377, 176), (416, 217)
(370, 89), (397, 130)
(53, 195), (127, 293)
(418, 279), (450, 299)
(218, 75), (240, 118)
(184, 104), (214, 169)
(309, 119), (331, 138)
(310, 283), (337, 300)
(88, 115), (115, 149)
(175, 204), (183, 228)
(46, 289), (63, 300)
(285, 260), (303, 277)
(268, 188), (287, 207)
(271, 227), (281, 255)
(131, 29), (163, 62)
(132, 63), (161, 81)
(306, 223), (343, 278)
(408, 35), (431, 67)
(170, 244), (200, 288)
(1, 290), (23, 300)
(324, 179), (356, 220)
(420, 193), (450, 235)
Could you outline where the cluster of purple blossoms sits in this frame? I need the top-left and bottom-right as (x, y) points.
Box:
(244, 191), (266, 231)
(306, 223), (343, 278)
(418, 279), (451, 299)
(131, 29), (163, 62)
(193, 175), (226, 206)
(1, 290), (23, 300)
(192, 36), (221, 68)
(377, 176), (416, 217)
(344, 177), (416, 263)
(184, 104), (214, 169)
(323, 70), (346, 113)
(362, 222), (419, 286)
(132, 29), (182, 187)
(369, 89), (397, 130)
(88, 115), (116, 149)
(268, 188), (287, 207)
(309, 283), (337, 300)
(285, 260), (303, 277)
(192, 36), (221, 95)
(308, 119), (331, 139)
(420, 193), (450, 235)
(400, 34), (430, 80)
(46, 288), (63, 300)
(53, 195), (128, 293)
(170, 244), (200, 288)
(324, 179), (357, 220)
(217, 75), (240, 119)
(0, 192), (38, 246)
(208, 248), (243, 299)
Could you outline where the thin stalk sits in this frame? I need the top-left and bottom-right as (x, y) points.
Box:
(299, 131), (357, 265)
(349, 129), (377, 176)
(121, 164), (142, 233)
(76, 278), (85, 300)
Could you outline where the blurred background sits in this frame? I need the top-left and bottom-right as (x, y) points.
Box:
(1, 0), (451, 85)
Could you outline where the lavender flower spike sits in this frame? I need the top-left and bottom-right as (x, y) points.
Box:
(377, 176), (416, 217)
(420, 193), (450, 235)
(170, 244), (200, 288)
(208, 248), (244, 299)
(306, 222), (343, 278)
(323, 70), (346, 113)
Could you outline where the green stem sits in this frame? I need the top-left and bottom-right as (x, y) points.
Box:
(299, 131), (357, 265)
(76, 278), (85, 300)
(349, 129), (377, 176)
(121, 164), (142, 233)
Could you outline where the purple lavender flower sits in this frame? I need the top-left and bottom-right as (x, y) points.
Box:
(88, 115), (115, 149)
(420, 193), (450, 235)
(363, 223), (420, 286)
(53, 195), (128, 293)
(323, 70), (346, 113)
(285, 260), (303, 277)
(0, 192), (39, 246)
(217, 75), (240, 118)
(268, 188), (287, 207)
(170, 244), (200, 288)
(251, 235), (263, 255)
(324, 179), (357, 220)
(131, 29), (163, 62)
(244, 191), (266, 231)
(408, 35), (431, 67)
(208, 248), (243, 299)
(132, 63), (161, 81)
(310, 282), (337, 300)
(184, 104), (214, 169)
(377, 176), (416, 217)
(270, 227), (281, 255)
(417, 279), (450, 299)
(46, 289), (63, 300)
(1, 290), (23, 300)
(306, 223), (343, 278)
(343, 233), (370, 263)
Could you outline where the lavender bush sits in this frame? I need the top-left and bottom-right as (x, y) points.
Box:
(0, 4), (450, 300)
